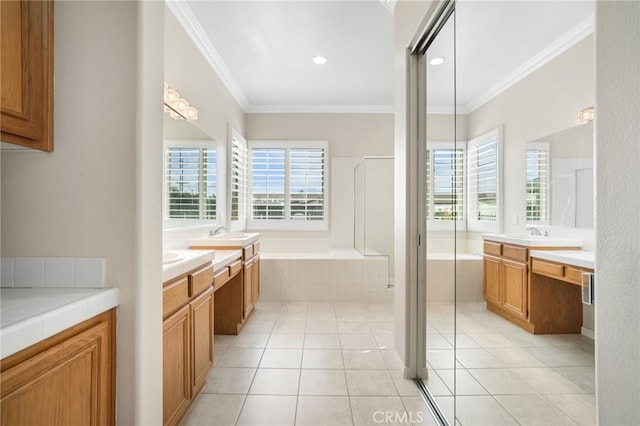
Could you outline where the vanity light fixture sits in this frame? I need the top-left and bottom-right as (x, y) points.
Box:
(429, 57), (445, 66)
(312, 56), (328, 65)
(577, 107), (594, 123)
(164, 82), (198, 121)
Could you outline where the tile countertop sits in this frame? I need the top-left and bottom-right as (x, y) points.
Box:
(530, 250), (595, 270)
(0, 287), (120, 359)
(162, 249), (242, 283)
(483, 233), (583, 248)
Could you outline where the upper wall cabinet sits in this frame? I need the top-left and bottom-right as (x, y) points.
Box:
(1, 0), (54, 152)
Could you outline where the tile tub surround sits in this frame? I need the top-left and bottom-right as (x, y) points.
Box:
(426, 253), (484, 303)
(0, 287), (120, 358)
(1, 257), (106, 288)
(259, 250), (391, 303)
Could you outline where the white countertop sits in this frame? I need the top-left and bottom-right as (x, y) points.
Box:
(0, 287), (120, 359)
(483, 233), (583, 248)
(162, 249), (242, 282)
(530, 250), (595, 270)
(189, 232), (260, 248)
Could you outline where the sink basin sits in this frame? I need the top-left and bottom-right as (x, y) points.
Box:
(162, 250), (184, 264)
(482, 233), (583, 248)
(210, 233), (250, 239)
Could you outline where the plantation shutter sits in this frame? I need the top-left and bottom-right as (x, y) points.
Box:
(289, 147), (325, 221)
(526, 147), (549, 222)
(251, 147), (286, 220)
(230, 136), (247, 221)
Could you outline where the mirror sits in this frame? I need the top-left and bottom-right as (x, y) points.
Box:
(526, 122), (594, 228)
(163, 115), (212, 140)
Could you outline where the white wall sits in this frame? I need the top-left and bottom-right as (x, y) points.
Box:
(1, 2), (164, 424)
(245, 113), (394, 250)
(467, 35), (595, 248)
(595, 2), (640, 424)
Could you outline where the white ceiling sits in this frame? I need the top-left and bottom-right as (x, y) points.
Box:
(171, 0), (594, 114)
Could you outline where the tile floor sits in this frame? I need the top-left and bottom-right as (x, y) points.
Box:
(426, 302), (596, 425)
(181, 301), (437, 426)
(180, 301), (596, 425)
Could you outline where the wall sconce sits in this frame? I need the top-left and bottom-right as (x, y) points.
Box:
(164, 82), (198, 121)
(577, 107), (594, 123)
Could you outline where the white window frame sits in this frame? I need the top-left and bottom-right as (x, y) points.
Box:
(163, 139), (222, 229)
(247, 140), (329, 231)
(228, 129), (247, 232)
(467, 127), (503, 233)
(526, 141), (550, 225)
(425, 141), (466, 231)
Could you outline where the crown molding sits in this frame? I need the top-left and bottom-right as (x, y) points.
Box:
(463, 14), (595, 114)
(166, 0), (250, 111)
(247, 104), (395, 114)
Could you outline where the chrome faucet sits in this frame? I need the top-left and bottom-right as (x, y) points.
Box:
(526, 226), (543, 236)
(209, 225), (227, 237)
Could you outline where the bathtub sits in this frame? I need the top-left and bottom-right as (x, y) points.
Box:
(426, 252), (484, 302)
(259, 248), (392, 303)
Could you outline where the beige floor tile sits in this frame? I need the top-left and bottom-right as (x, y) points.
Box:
(389, 371), (421, 396)
(340, 334), (378, 350)
(545, 393), (596, 426)
(468, 368), (537, 395)
(236, 395), (297, 426)
(241, 319), (276, 334)
(401, 397), (440, 425)
(495, 395), (578, 425)
(512, 368), (587, 394)
(299, 369), (348, 396)
(302, 349), (344, 369)
(426, 349), (455, 369)
(485, 347), (547, 368)
(304, 333), (341, 349)
(296, 396), (354, 426)
(267, 333), (305, 349)
(455, 348), (505, 369)
(230, 332), (271, 348)
(306, 320), (339, 334)
(259, 348), (303, 368)
(433, 396), (454, 423)
(214, 334), (236, 350)
(373, 333), (394, 350)
(468, 332), (518, 349)
(553, 366), (596, 393)
(367, 321), (394, 334)
(423, 370), (452, 397)
(345, 370), (397, 396)
(338, 321), (371, 334)
(201, 367), (256, 394)
(437, 369), (489, 396)
(381, 349), (404, 370)
(527, 346), (595, 367)
(180, 393), (245, 426)
(455, 395), (518, 425)
(217, 348), (264, 368)
(350, 396), (407, 425)
(249, 369), (300, 395)
(342, 349), (387, 369)
(272, 320), (307, 334)
(426, 333), (454, 350)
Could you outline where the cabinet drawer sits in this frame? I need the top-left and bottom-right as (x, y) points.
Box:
(566, 267), (591, 286)
(252, 241), (260, 255)
(502, 244), (528, 262)
(229, 259), (242, 277)
(163, 277), (189, 319)
(531, 259), (565, 279)
(243, 244), (254, 260)
(484, 241), (502, 257)
(189, 265), (214, 297)
(213, 267), (230, 291)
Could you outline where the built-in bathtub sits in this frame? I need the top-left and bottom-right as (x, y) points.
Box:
(260, 248), (392, 303)
(426, 252), (484, 302)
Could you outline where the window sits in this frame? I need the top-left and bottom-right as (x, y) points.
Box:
(164, 144), (217, 221)
(467, 127), (503, 232)
(229, 130), (247, 231)
(526, 142), (549, 223)
(425, 143), (465, 228)
(248, 141), (328, 230)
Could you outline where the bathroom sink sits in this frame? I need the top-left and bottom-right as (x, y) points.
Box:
(482, 233), (583, 248)
(162, 250), (184, 264)
(209, 233), (251, 239)
(190, 232), (260, 248)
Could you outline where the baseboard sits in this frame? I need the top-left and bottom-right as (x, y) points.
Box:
(581, 326), (595, 339)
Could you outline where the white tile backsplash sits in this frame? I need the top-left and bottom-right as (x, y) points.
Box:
(0, 257), (106, 289)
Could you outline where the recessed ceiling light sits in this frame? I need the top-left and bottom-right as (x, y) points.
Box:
(429, 57), (445, 66)
(312, 56), (328, 65)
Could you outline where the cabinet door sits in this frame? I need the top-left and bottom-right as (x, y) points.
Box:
(501, 259), (528, 320)
(251, 255), (260, 306)
(163, 305), (190, 426)
(1, 310), (115, 426)
(190, 287), (214, 396)
(0, 0), (53, 151)
(243, 259), (254, 319)
(483, 255), (501, 305)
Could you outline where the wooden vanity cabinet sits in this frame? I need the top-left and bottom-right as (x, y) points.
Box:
(163, 263), (214, 426)
(1, 0), (54, 151)
(1, 309), (116, 426)
(241, 242), (260, 321)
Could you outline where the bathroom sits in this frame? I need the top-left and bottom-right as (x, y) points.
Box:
(0, 1), (638, 425)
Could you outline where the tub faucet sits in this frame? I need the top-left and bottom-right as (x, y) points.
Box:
(209, 225), (227, 237)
